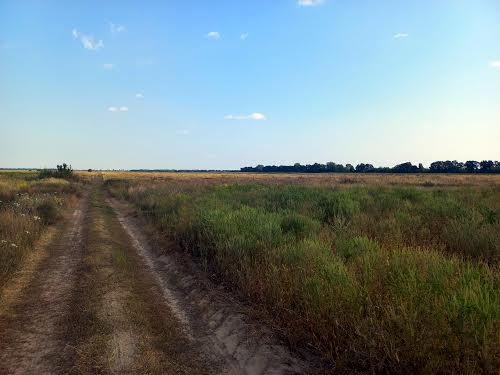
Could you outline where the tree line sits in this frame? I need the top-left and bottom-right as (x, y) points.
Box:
(240, 160), (500, 173)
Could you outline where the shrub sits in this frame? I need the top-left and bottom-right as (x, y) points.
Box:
(318, 192), (360, 223)
(39, 163), (73, 179)
(37, 201), (59, 225)
(335, 235), (380, 261)
(280, 213), (320, 240)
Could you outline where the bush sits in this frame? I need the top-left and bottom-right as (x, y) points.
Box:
(318, 192), (360, 223)
(280, 213), (320, 240)
(37, 201), (59, 225)
(335, 235), (380, 261)
(39, 163), (73, 179)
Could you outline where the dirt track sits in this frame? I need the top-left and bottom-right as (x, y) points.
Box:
(0, 185), (314, 374)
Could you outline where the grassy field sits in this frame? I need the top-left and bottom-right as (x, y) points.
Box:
(105, 172), (500, 373)
(0, 171), (81, 288)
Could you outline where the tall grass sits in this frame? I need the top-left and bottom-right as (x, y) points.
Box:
(107, 179), (499, 373)
(0, 173), (80, 287)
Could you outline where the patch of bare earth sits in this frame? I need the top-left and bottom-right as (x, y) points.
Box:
(109, 197), (319, 375)
(0, 194), (88, 375)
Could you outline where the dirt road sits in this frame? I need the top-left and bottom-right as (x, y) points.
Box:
(0, 185), (314, 374)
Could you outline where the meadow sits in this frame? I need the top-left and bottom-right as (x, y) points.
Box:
(0, 171), (81, 288)
(105, 172), (500, 373)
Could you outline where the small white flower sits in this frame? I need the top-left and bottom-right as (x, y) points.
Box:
(34, 216), (41, 221)
(11, 243), (17, 248)
(1, 240), (7, 244)
(21, 213), (26, 217)
(25, 231), (30, 234)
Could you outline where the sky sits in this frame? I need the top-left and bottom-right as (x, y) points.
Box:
(1, 0), (499, 170)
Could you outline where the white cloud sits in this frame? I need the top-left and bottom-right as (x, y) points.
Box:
(206, 31), (220, 40)
(72, 29), (104, 51)
(103, 63), (114, 70)
(240, 33), (249, 40)
(393, 33), (409, 39)
(135, 93), (144, 99)
(224, 113), (267, 121)
(298, 0), (324, 6)
(177, 129), (190, 135)
(108, 106), (128, 112)
(490, 60), (500, 68)
(109, 22), (125, 34)
(81, 35), (104, 50)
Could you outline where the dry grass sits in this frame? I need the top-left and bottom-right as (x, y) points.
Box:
(94, 170), (500, 188)
(0, 172), (80, 288)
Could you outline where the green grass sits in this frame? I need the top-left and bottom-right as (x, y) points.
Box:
(107, 179), (500, 373)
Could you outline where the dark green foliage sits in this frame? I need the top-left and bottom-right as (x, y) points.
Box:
(241, 159), (500, 173)
(39, 163), (73, 179)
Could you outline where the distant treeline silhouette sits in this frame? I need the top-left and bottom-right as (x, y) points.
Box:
(241, 160), (500, 173)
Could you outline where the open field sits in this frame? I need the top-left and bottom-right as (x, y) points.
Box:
(105, 172), (499, 373)
(1, 171), (499, 373)
(94, 170), (500, 187)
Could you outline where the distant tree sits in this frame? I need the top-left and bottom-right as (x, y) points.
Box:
(392, 162), (419, 173)
(345, 164), (355, 173)
(355, 163), (375, 173)
(240, 160), (499, 174)
(480, 160), (494, 173)
(465, 161), (480, 173)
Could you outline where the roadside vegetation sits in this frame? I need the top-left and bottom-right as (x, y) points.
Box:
(107, 175), (500, 373)
(0, 170), (80, 288)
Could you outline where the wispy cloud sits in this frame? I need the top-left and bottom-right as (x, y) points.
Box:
(240, 33), (249, 41)
(177, 129), (190, 135)
(393, 33), (409, 39)
(224, 113), (267, 121)
(108, 106), (128, 112)
(298, 0), (324, 6)
(109, 22), (125, 34)
(103, 63), (114, 70)
(206, 31), (220, 40)
(491, 60), (500, 68)
(135, 93), (144, 99)
(72, 29), (104, 51)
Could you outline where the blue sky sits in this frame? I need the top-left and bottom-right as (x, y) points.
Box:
(1, 0), (499, 169)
